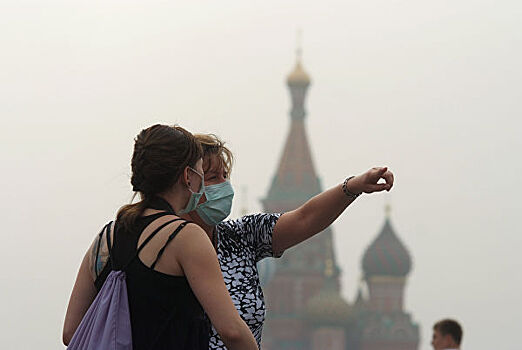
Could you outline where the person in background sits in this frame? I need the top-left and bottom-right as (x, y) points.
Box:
(431, 319), (463, 350)
(184, 133), (395, 349)
(63, 125), (258, 350)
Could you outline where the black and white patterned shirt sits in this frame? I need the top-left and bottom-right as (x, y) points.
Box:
(209, 213), (282, 349)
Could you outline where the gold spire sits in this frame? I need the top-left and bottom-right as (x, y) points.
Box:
(324, 228), (335, 277)
(324, 258), (334, 277)
(296, 29), (303, 63)
(287, 30), (311, 84)
(385, 203), (392, 218)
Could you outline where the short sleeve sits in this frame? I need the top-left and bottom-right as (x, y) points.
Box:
(230, 213), (283, 262)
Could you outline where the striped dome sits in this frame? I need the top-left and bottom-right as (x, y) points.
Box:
(362, 219), (411, 277)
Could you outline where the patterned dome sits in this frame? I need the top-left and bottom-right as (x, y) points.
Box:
(362, 218), (411, 278)
(305, 277), (351, 325)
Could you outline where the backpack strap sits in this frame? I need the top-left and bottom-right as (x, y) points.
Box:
(94, 222), (112, 276)
(106, 221), (115, 268)
(150, 220), (192, 270)
(106, 221), (113, 254)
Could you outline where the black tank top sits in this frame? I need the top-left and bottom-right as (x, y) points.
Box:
(94, 198), (210, 350)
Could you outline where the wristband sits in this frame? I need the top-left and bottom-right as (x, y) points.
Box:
(342, 176), (361, 200)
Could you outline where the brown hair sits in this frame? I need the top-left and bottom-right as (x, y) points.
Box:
(193, 133), (233, 176)
(117, 124), (203, 230)
(433, 319), (463, 345)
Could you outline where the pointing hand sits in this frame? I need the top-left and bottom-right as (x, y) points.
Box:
(346, 167), (394, 195)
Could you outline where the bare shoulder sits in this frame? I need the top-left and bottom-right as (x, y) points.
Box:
(174, 222), (212, 245)
(168, 223), (215, 262)
(88, 221), (115, 280)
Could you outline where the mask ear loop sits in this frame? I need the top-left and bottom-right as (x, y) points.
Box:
(184, 166), (196, 192)
(187, 167), (205, 194)
(181, 166), (191, 190)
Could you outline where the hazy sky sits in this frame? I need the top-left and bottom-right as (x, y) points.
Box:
(1, 1), (521, 349)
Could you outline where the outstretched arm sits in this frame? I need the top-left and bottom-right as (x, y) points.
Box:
(272, 167), (394, 253)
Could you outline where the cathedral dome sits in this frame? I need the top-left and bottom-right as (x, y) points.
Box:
(287, 61), (311, 85)
(305, 277), (351, 325)
(362, 218), (412, 278)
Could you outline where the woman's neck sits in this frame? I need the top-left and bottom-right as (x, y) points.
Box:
(159, 186), (192, 215)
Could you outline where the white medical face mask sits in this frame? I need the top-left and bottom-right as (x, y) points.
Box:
(195, 180), (234, 225)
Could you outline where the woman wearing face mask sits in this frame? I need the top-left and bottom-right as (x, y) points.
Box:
(181, 133), (395, 349)
(63, 125), (258, 350)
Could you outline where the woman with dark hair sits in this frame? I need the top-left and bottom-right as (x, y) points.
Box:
(185, 133), (394, 349)
(63, 125), (258, 350)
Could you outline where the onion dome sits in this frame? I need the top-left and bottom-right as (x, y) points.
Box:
(305, 280), (351, 325)
(287, 60), (311, 85)
(305, 264), (351, 325)
(362, 212), (412, 278)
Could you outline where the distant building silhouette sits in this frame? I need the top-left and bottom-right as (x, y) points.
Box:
(259, 51), (419, 350)
(352, 205), (419, 350)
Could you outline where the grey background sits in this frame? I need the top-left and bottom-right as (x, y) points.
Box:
(1, 1), (520, 349)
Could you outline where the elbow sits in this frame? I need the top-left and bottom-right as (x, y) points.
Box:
(215, 319), (247, 345)
(62, 325), (74, 346)
(62, 332), (71, 346)
(218, 327), (243, 344)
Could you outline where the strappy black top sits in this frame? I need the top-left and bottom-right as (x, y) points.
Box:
(94, 198), (210, 350)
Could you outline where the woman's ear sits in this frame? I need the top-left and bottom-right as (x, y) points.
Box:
(180, 166), (190, 188)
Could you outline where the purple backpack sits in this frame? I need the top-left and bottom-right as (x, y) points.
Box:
(67, 221), (133, 350)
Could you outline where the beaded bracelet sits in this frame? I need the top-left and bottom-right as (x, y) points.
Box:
(342, 176), (361, 200)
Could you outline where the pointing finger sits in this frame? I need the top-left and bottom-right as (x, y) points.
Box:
(382, 170), (394, 186)
(367, 183), (388, 193)
(377, 167), (388, 175)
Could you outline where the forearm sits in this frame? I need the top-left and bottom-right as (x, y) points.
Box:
(63, 252), (97, 345)
(299, 183), (355, 232)
(220, 322), (258, 350)
(272, 167), (392, 253)
(273, 182), (356, 252)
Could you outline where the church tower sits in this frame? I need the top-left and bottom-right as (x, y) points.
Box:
(260, 48), (419, 350)
(261, 48), (346, 350)
(262, 48), (320, 212)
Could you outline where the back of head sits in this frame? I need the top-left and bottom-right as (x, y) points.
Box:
(433, 319), (463, 346)
(118, 124), (203, 230)
(194, 133), (233, 176)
